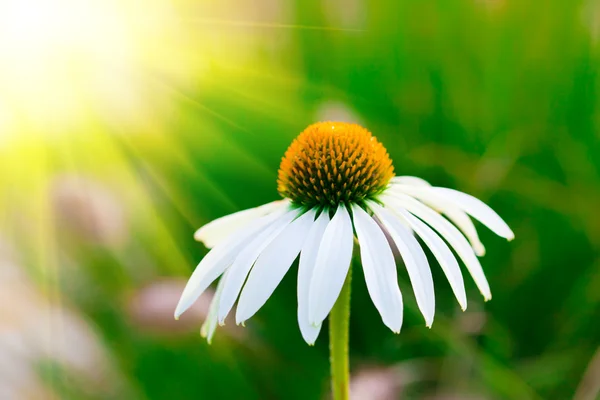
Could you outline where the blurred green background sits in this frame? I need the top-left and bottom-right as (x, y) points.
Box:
(1, 0), (599, 399)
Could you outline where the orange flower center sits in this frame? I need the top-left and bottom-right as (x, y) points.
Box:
(278, 122), (394, 208)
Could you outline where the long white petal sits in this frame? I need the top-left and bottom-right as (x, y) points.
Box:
(352, 204), (403, 333)
(236, 209), (316, 324)
(194, 200), (289, 248)
(429, 187), (514, 240)
(389, 186), (486, 256)
(297, 211), (330, 345)
(174, 207), (288, 319)
(368, 201), (435, 327)
(384, 201), (467, 310)
(438, 206), (486, 256)
(200, 270), (228, 344)
(308, 205), (353, 326)
(385, 193), (491, 300)
(393, 185), (514, 240)
(217, 209), (300, 323)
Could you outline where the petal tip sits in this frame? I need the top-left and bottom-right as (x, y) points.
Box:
(474, 244), (486, 257)
(194, 231), (216, 248)
(501, 227), (515, 241)
(174, 308), (183, 320)
(386, 320), (403, 334)
(193, 229), (206, 242)
(481, 287), (492, 301)
(235, 306), (247, 325)
(200, 326), (212, 343)
(174, 303), (188, 320)
(300, 329), (319, 346)
(204, 334), (214, 345)
(217, 310), (228, 325)
(234, 315), (243, 326)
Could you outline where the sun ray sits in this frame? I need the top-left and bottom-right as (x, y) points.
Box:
(151, 76), (252, 135)
(180, 17), (364, 32)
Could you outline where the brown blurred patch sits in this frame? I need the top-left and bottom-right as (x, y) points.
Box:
(315, 100), (364, 125)
(322, 0), (366, 30)
(574, 347), (600, 400)
(0, 238), (130, 398)
(51, 175), (126, 246)
(350, 365), (403, 400)
(126, 278), (245, 340)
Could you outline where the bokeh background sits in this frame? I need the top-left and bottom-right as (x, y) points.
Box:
(1, 0), (599, 399)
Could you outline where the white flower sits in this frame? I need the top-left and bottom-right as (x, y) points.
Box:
(175, 122), (514, 345)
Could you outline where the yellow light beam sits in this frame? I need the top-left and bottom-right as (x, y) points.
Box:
(183, 17), (365, 32)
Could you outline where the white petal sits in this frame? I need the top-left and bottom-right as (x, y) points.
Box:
(236, 209), (316, 324)
(385, 193), (491, 300)
(200, 270), (228, 344)
(217, 209), (300, 323)
(368, 201), (435, 327)
(174, 207), (288, 319)
(390, 186), (486, 256)
(439, 206), (486, 256)
(391, 176), (431, 187)
(297, 211), (330, 345)
(394, 185), (514, 240)
(308, 204), (353, 326)
(352, 204), (403, 333)
(383, 201), (467, 310)
(194, 200), (289, 248)
(429, 187), (514, 240)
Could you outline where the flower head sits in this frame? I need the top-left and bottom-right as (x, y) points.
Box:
(175, 122), (514, 344)
(278, 122), (393, 208)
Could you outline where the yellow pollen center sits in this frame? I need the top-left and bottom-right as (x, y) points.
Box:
(277, 122), (394, 208)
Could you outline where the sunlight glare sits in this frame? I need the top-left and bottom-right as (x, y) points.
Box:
(0, 0), (169, 138)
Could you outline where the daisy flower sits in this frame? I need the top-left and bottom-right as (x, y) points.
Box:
(175, 122), (514, 345)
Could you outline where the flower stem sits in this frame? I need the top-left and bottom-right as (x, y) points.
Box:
(329, 265), (352, 400)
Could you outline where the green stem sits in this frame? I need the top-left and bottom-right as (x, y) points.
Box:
(329, 265), (352, 400)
